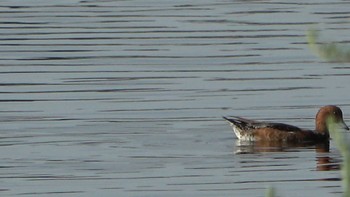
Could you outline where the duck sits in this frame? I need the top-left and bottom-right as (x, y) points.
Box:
(223, 105), (349, 142)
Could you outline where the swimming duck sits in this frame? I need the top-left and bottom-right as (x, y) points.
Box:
(223, 105), (349, 142)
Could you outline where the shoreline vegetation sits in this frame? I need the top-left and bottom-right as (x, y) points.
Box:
(266, 30), (350, 197)
(307, 29), (350, 63)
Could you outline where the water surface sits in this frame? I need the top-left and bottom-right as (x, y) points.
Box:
(1, 0), (350, 196)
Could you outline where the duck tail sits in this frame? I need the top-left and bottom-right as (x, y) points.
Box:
(223, 116), (241, 125)
(223, 116), (249, 129)
(223, 116), (234, 123)
(222, 116), (241, 123)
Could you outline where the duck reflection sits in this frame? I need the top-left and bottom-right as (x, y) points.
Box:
(315, 142), (340, 171)
(234, 140), (340, 171)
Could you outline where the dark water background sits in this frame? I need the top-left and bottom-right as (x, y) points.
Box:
(1, 0), (350, 196)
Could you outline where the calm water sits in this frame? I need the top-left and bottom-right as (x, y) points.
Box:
(1, 0), (350, 196)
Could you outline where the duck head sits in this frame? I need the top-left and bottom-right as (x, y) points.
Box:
(316, 105), (349, 137)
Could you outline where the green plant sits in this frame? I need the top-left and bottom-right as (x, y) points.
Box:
(328, 119), (350, 197)
(264, 29), (350, 197)
(265, 187), (275, 197)
(307, 29), (350, 62)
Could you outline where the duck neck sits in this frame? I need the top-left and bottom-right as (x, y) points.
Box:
(316, 120), (330, 138)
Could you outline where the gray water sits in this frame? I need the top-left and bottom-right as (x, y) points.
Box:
(1, 0), (350, 196)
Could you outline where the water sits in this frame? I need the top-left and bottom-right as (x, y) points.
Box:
(1, 0), (350, 196)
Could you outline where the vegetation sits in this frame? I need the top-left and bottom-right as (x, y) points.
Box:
(266, 30), (350, 197)
(308, 30), (350, 196)
(328, 120), (350, 197)
(265, 187), (275, 197)
(307, 29), (350, 62)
